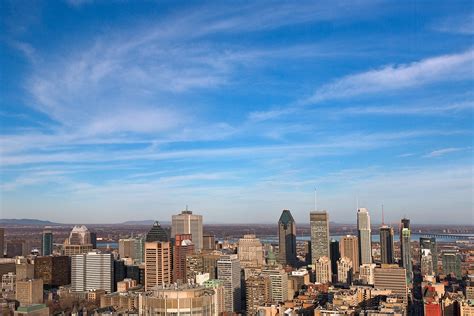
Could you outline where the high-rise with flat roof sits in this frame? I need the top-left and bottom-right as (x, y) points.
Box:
(262, 266), (289, 303)
(278, 210), (297, 267)
(357, 208), (372, 265)
(34, 256), (70, 286)
(217, 254), (241, 313)
(42, 230), (53, 256)
(339, 235), (359, 273)
(119, 237), (143, 264)
(173, 234), (194, 283)
(374, 264), (408, 305)
(380, 225), (394, 264)
(171, 209), (203, 251)
(442, 250), (462, 279)
(245, 274), (270, 315)
(71, 251), (113, 293)
(330, 239), (340, 281)
(16, 279), (43, 306)
(144, 241), (171, 290)
(310, 211), (330, 265)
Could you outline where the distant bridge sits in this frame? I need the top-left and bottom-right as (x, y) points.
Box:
(418, 233), (474, 240)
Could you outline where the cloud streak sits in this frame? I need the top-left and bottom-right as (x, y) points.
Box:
(307, 49), (474, 103)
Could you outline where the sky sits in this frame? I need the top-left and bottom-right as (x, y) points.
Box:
(0, 0), (473, 225)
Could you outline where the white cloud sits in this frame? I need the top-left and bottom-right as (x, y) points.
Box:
(433, 13), (474, 35)
(307, 49), (474, 103)
(424, 147), (465, 158)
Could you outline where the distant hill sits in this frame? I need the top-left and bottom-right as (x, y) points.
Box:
(0, 218), (59, 226)
(120, 220), (170, 226)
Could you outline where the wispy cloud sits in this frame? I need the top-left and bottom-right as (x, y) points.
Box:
(424, 147), (466, 158)
(306, 49), (474, 103)
(432, 13), (474, 35)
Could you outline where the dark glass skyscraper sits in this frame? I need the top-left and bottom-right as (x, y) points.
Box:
(330, 239), (340, 279)
(42, 229), (53, 256)
(278, 210), (297, 267)
(146, 221), (170, 242)
(379, 226), (394, 264)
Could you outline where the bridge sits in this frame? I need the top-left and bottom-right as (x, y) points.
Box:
(418, 233), (474, 240)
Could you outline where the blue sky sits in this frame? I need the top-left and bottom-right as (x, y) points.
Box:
(0, 0), (473, 224)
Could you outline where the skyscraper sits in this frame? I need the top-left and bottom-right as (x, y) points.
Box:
(399, 217), (410, 266)
(314, 256), (331, 284)
(374, 264), (408, 305)
(339, 235), (359, 273)
(144, 220), (172, 290)
(357, 208), (372, 265)
(71, 251), (113, 293)
(171, 208), (203, 251)
(330, 239), (340, 281)
(217, 254), (241, 313)
(173, 234), (194, 283)
(0, 228), (4, 258)
(278, 210), (297, 267)
(238, 234), (264, 268)
(401, 226), (412, 283)
(379, 225), (394, 264)
(420, 237), (437, 274)
(63, 225), (93, 256)
(42, 229), (53, 256)
(119, 237), (143, 263)
(442, 250), (462, 279)
(420, 249), (434, 277)
(262, 266), (289, 303)
(310, 211), (330, 264)
(245, 274), (270, 315)
(337, 257), (353, 284)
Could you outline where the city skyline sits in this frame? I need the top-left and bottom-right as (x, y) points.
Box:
(1, 1), (473, 224)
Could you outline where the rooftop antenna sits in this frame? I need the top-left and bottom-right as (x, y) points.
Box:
(382, 204), (385, 226)
(314, 188), (317, 211)
(356, 196), (359, 211)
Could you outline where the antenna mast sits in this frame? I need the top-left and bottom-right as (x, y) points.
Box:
(382, 204), (385, 225)
(314, 188), (317, 211)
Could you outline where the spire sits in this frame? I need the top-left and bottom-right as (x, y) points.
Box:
(382, 204), (385, 226)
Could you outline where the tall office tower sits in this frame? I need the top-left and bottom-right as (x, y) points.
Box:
(203, 234), (215, 250)
(359, 263), (376, 285)
(337, 257), (353, 284)
(420, 237), (438, 274)
(330, 239), (340, 280)
(144, 241), (171, 290)
(421, 249), (434, 277)
(442, 250), (462, 279)
(357, 208), (372, 265)
(217, 254), (241, 313)
(278, 210), (297, 267)
(339, 235), (359, 273)
(63, 225), (93, 256)
(246, 274), (270, 315)
(171, 209), (203, 251)
(374, 264), (408, 305)
(140, 284), (220, 315)
(0, 228), (4, 257)
(15, 279), (43, 306)
(380, 225), (394, 264)
(118, 237), (143, 263)
(399, 217), (410, 264)
(34, 256), (70, 286)
(90, 232), (97, 249)
(310, 211), (330, 265)
(173, 234), (194, 283)
(314, 256), (331, 284)
(238, 234), (264, 268)
(41, 229), (53, 256)
(400, 227), (412, 283)
(262, 266), (289, 303)
(71, 251), (113, 293)
(113, 260), (125, 291)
